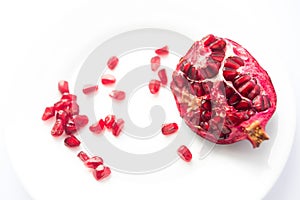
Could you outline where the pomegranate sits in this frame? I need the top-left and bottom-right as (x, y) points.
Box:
(171, 34), (277, 148)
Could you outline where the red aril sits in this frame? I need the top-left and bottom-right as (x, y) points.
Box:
(158, 68), (168, 85)
(65, 118), (77, 134)
(51, 119), (64, 137)
(161, 123), (178, 135)
(155, 45), (169, 56)
(148, 79), (161, 94)
(112, 118), (125, 137)
(74, 115), (89, 128)
(101, 74), (116, 85)
(82, 85), (98, 95)
(61, 93), (77, 101)
(84, 156), (104, 169)
(64, 135), (81, 147)
(109, 90), (126, 101)
(89, 121), (104, 134)
(56, 110), (68, 124)
(107, 56), (119, 70)
(93, 165), (111, 181)
(58, 80), (69, 94)
(171, 34), (277, 148)
(177, 145), (192, 162)
(42, 107), (55, 121)
(151, 56), (161, 71)
(99, 119), (105, 130)
(77, 151), (90, 162)
(104, 115), (116, 129)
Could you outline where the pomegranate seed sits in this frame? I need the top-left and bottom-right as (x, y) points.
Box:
(148, 79), (161, 94)
(56, 110), (68, 124)
(74, 115), (89, 128)
(158, 68), (168, 85)
(42, 107), (55, 121)
(65, 118), (77, 134)
(69, 102), (80, 115)
(177, 145), (192, 162)
(112, 118), (125, 137)
(82, 85), (98, 95)
(155, 45), (169, 56)
(84, 156), (104, 169)
(93, 165), (111, 181)
(104, 115), (115, 129)
(51, 119), (64, 137)
(101, 74), (116, 85)
(99, 119), (105, 130)
(150, 56), (161, 71)
(53, 100), (70, 111)
(64, 135), (81, 147)
(61, 93), (77, 101)
(107, 56), (119, 70)
(109, 90), (126, 101)
(89, 121), (104, 134)
(77, 151), (90, 162)
(58, 80), (69, 94)
(161, 123), (179, 135)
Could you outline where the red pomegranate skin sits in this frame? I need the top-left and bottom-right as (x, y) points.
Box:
(171, 34), (277, 148)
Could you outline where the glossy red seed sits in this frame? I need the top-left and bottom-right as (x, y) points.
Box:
(77, 151), (90, 162)
(107, 56), (119, 70)
(161, 123), (179, 135)
(65, 119), (77, 134)
(158, 69), (168, 85)
(104, 115), (115, 129)
(148, 79), (161, 94)
(69, 102), (80, 115)
(58, 80), (69, 94)
(89, 121), (104, 134)
(177, 145), (192, 162)
(64, 135), (81, 147)
(61, 93), (77, 101)
(53, 100), (70, 111)
(42, 107), (55, 121)
(101, 74), (116, 85)
(93, 165), (111, 181)
(84, 156), (104, 169)
(82, 85), (98, 95)
(109, 90), (126, 101)
(112, 119), (125, 137)
(99, 119), (105, 130)
(56, 110), (68, 124)
(74, 115), (89, 128)
(151, 56), (161, 71)
(155, 45), (169, 56)
(51, 120), (64, 137)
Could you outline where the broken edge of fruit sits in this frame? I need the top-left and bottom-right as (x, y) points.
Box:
(245, 120), (270, 148)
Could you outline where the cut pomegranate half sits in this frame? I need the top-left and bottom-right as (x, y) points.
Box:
(171, 34), (277, 148)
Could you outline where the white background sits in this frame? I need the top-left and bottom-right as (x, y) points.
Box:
(0, 0), (299, 199)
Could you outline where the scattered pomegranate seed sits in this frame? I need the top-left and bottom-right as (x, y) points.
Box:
(77, 151), (90, 162)
(74, 115), (89, 128)
(65, 118), (77, 134)
(82, 85), (98, 95)
(155, 45), (169, 56)
(161, 123), (179, 135)
(84, 156), (104, 169)
(42, 107), (55, 121)
(93, 165), (111, 181)
(58, 80), (69, 94)
(177, 145), (192, 162)
(151, 56), (161, 71)
(89, 121), (104, 134)
(69, 102), (80, 115)
(112, 118), (125, 137)
(64, 135), (81, 147)
(158, 68), (168, 85)
(107, 56), (119, 70)
(148, 79), (161, 94)
(51, 120), (64, 137)
(101, 74), (116, 85)
(99, 119), (105, 130)
(104, 115), (116, 129)
(109, 90), (126, 101)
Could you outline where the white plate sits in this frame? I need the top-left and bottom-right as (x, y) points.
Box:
(3, 1), (297, 200)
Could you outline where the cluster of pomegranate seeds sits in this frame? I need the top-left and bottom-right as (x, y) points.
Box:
(107, 56), (119, 70)
(151, 56), (161, 71)
(161, 123), (179, 135)
(101, 74), (116, 85)
(109, 90), (126, 101)
(177, 145), (192, 162)
(82, 85), (98, 95)
(77, 151), (111, 181)
(148, 79), (161, 94)
(155, 45), (169, 56)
